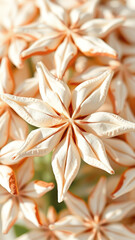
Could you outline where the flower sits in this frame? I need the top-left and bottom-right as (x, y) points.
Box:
(50, 177), (135, 239)
(1, 62), (135, 202)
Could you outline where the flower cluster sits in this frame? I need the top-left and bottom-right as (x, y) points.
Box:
(0, 0), (135, 239)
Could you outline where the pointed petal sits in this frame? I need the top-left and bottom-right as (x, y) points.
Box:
(8, 39), (27, 68)
(73, 231), (95, 240)
(0, 140), (24, 165)
(13, 125), (67, 162)
(81, 112), (135, 138)
(37, 61), (71, 114)
(80, 18), (123, 38)
(0, 186), (9, 203)
(52, 130), (80, 202)
(112, 168), (135, 198)
(1, 198), (18, 234)
(72, 34), (117, 58)
(110, 73), (128, 114)
(0, 57), (14, 94)
(21, 32), (64, 59)
(0, 111), (10, 148)
(72, 67), (113, 118)
(19, 196), (41, 227)
(64, 192), (91, 219)
(14, 76), (39, 97)
(88, 177), (107, 216)
(0, 165), (18, 195)
(104, 224), (135, 240)
(50, 215), (87, 234)
(102, 201), (135, 222)
(21, 180), (54, 198)
(1, 93), (63, 128)
(74, 126), (114, 174)
(104, 138), (135, 166)
(10, 110), (28, 140)
(55, 37), (78, 79)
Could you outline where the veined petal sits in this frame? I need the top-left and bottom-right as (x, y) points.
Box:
(74, 126), (114, 174)
(10, 110), (28, 140)
(16, 158), (34, 190)
(81, 112), (135, 138)
(124, 104), (135, 149)
(0, 140), (24, 165)
(50, 215), (87, 234)
(103, 223), (135, 240)
(72, 231), (95, 240)
(37, 61), (71, 114)
(0, 57), (14, 94)
(0, 186), (9, 203)
(21, 180), (54, 198)
(110, 73), (128, 114)
(19, 196), (41, 227)
(55, 37), (78, 79)
(80, 18), (124, 38)
(112, 168), (135, 198)
(1, 198), (19, 234)
(102, 201), (135, 222)
(72, 67), (113, 118)
(1, 94), (63, 128)
(15, 76), (39, 97)
(52, 129), (80, 202)
(103, 138), (135, 166)
(21, 32), (64, 59)
(13, 125), (67, 162)
(65, 191), (91, 219)
(88, 177), (107, 216)
(0, 111), (10, 148)
(8, 38), (27, 68)
(72, 34), (117, 58)
(123, 56), (135, 74)
(0, 165), (18, 195)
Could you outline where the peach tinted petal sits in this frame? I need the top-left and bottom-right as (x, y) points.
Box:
(103, 224), (135, 240)
(0, 57), (14, 94)
(0, 111), (10, 148)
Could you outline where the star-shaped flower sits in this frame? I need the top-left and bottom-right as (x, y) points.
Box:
(1, 62), (135, 202)
(0, 158), (54, 234)
(0, 0), (38, 67)
(50, 177), (135, 240)
(19, 0), (123, 78)
(15, 206), (71, 240)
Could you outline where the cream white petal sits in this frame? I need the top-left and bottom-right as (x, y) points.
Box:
(1, 198), (19, 234)
(21, 180), (54, 198)
(74, 127), (114, 174)
(52, 130), (80, 202)
(15, 76), (39, 97)
(102, 201), (135, 222)
(16, 158), (34, 190)
(81, 112), (135, 138)
(124, 104), (135, 149)
(65, 192), (91, 219)
(19, 196), (41, 227)
(72, 68), (113, 118)
(125, 71), (135, 98)
(0, 140), (24, 165)
(69, 0), (99, 26)
(103, 223), (135, 240)
(13, 125), (67, 162)
(0, 185), (9, 203)
(55, 37), (78, 79)
(0, 111), (10, 148)
(88, 177), (107, 216)
(80, 18), (123, 38)
(8, 38), (27, 68)
(10, 110), (28, 140)
(112, 168), (135, 198)
(37, 61), (71, 113)
(0, 57), (14, 94)
(72, 231), (95, 240)
(21, 32), (64, 59)
(15, 230), (46, 240)
(123, 56), (135, 74)
(0, 165), (18, 195)
(72, 34), (117, 58)
(1, 93), (63, 128)
(50, 215), (87, 234)
(110, 73), (128, 114)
